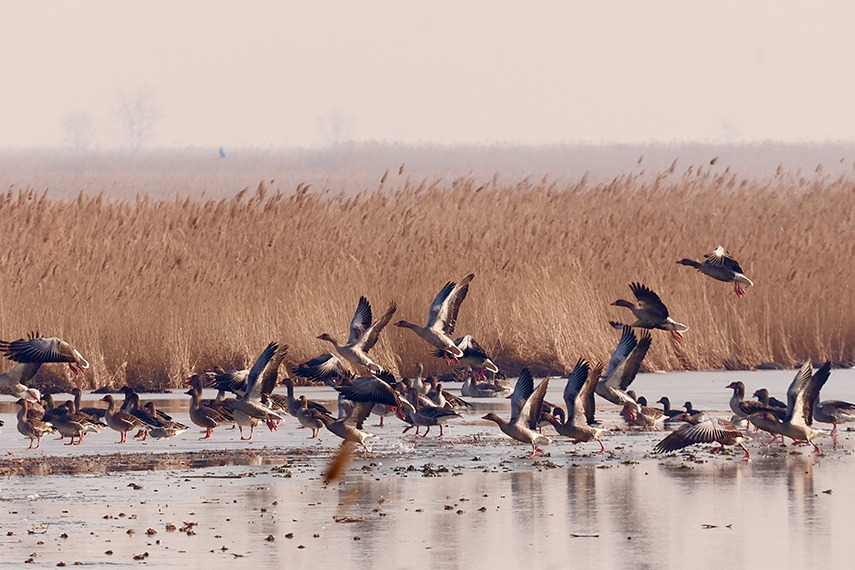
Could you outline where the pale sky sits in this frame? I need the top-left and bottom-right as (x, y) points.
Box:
(2, 1), (855, 149)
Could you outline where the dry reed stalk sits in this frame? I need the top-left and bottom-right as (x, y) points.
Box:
(1, 166), (855, 388)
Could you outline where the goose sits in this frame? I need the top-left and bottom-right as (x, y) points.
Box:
(437, 385), (472, 412)
(655, 397), (685, 420)
(15, 399), (54, 449)
(431, 335), (498, 380)
(726, 381), (786, 421)
(71, 388), (107, 420)
(747, 361), (831, 454)
(296, 395), (324, 438)
(101, 394), (147, 444)
(45, 404), (90, 445)
(482, 368), (550, 456)
(409, 363), (428, 395)
(60, 401), (105, 438)
(185, 387), (233, 439)
(589, 326), (651, 424)
(227, 342), (285, 439)
(395, 273), (474, 364)
(622, 391), (667, 429)
(0, 334), (89, 397)
(307, 401), (376, 451)
(143, 402), (188, 439)
(610, 283), (688, 343)
(404, 387), (461, 437)
(209, 352), (291, 418)
(292, 353), (353, 386)
(813, 399), (855, 438)
(462, 368), (511, 398)
(677, 245), (753, 297)
(683, 401), (703, 416)
(280, 377), (333, 418)
(752, 388), (787, 410)
(543, 359), (608, 453)
(316, 297), (397, 374)
(122, 393), (163, 440)
(185, 373), (236, 425)
(334, 370), (416, 420)
(654, 413), (750, 459)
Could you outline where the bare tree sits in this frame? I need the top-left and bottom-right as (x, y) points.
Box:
(317, 111), (356, 145)
(116, 89), (162, 150)
(61, 112), (95, 150)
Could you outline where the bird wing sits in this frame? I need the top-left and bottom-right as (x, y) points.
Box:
(458, 335), (489, 360)
(243, 342), (278, 402)
(428, 273), (474, 334)
(357, 301), (397, 352)
(347, 297), (373, 345)
(802, 361), (832, 426)
(562, 359), (590, 426)
(518, 377), (550, 431)
(292, 353), (354, 385)
(579, 361), (604, 424)
(0, 336), (74, 363)
(604, 326), (637, 380)
(510, 368), (534, 422)
(336, 377), (399, 408)
(344, 401), (374, 430)
(630, 283), (669, 320)
(654, 415), (740, 453)
(704, 245), (745, 274)
(785, 361), (814, 426)
(258, 344), (288, 397)
(601, 329), (651, 392)
(211, 368), (249, 396)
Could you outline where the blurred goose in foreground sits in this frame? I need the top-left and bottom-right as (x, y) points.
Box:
(0, 334), (90, 397)
(101, 394), (147, 444)
(747, 361), (831, 454)
(482, 368), (550, 456)
(308, 401), (376, 451)
(15, 399), (54, 449)
(543, 359), (607, 453)
(432, 335), (498, 380)
(316, 296), (397, 374)
(610, 283), (688, 343)
(396, 273), (474, 365)
(654, 413), (750, 459)
(589, 326), (651, 424)
(677, 245), (753, 297)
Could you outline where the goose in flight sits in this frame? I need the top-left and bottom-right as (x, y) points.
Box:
(654, 413), (750, 459)
(610, 283), (688, 343)
(543, 359), (608, 453)
(677, 245), (753, 297)
(588, 326), (651, 424)
(432, 335), (498, 380)
(0, 334), (90, 397)
(317, 296), (397, 374)
(396, 273), (474, 365)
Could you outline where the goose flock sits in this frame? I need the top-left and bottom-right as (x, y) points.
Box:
(2, 247), (853, 461)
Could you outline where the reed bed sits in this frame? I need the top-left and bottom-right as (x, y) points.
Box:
(2, 164), (854, 389)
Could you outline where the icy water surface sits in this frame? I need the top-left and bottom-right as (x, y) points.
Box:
(1, 368), (854, 569)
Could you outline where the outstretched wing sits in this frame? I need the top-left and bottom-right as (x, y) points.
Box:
(428, 273), (474, 334)
(293, 353), (354, 385)
(604, 326), (637, 380)
(802, 361), (832, 426)
(244, 342), (278, 401)
(518, 377), (550, 431)
(630, 283), (669, 320)
(348, 297), (373, 345)
(785, 362), (814, 426)
(562, 359), (590, 426)
(357, 301), (397, 352)
(510, 368), (534, 422)
(704, 245), (745, 274)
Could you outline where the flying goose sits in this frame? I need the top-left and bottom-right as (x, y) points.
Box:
(654, 413), (750, 459)
(0, 334), (89, 397)
(588, 326), (651, 424)
(677, 245), (754, 297)
(432, 335), (499, 380)
(543, 359), (608, 453)
(747, 361), (831, 454)
(481, 368), (550, 456)
(610, 283), (688, 343)
(316, 297), (397, 374)
(396, 273), (474, 364)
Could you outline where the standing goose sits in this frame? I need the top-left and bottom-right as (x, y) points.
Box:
(0, 334), (90, 397)
(143, 402), (189, 439)
(315, 297), (398, 375)
(185, 388), (232, 439)
(431, 335), (499, 380)
(589, 326), (651, 424)
(752, 388), (788, 410)
(296, 395), (324, 438)
(544, 359), (608, 453)
(726, 381), (786, 422)
(677, 245), (754, 297)
(405, 387), (461, 437)
(396, 273), (474, 364)
(462, 368), (512, 398)
(482, 368), (550, 456)
(280, 377), (333, 418)
(813, 399), (855, 438)
(101, 394), (147, 444)
(654, 413), (750, 459)
(747, 361), (831, 454)
(15, 399), (55, 449)
(308, 401), (376, 451)
(610, 283), (689, 343)
(655, 397), (685, 420)
(71, 388), (107, 420)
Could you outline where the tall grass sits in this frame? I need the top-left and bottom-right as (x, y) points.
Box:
(2, 164), (854, 389)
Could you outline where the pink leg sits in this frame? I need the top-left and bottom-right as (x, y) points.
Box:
(420, 426), (430, 437)
(672, 330), (683, 343)
(437, 424), (444, 438)
(740, 443), (750, 460)
(597, 439), (605, 454)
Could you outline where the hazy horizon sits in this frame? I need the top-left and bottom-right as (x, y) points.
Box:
(4, 2), (855, 150)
